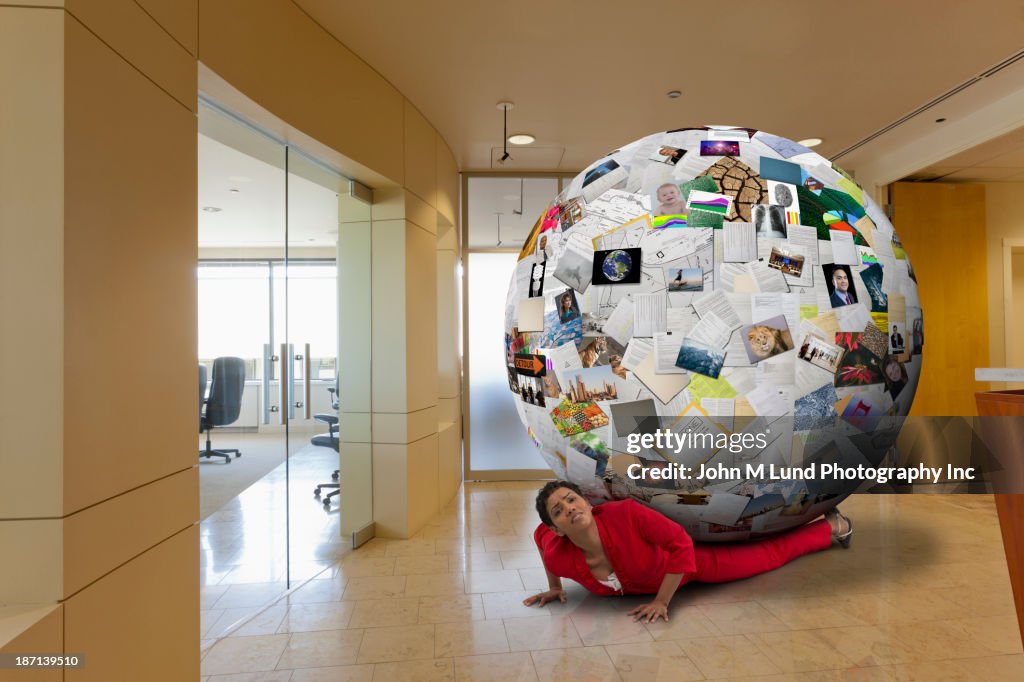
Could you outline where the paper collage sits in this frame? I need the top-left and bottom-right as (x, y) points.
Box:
(502, 125), (923, 540)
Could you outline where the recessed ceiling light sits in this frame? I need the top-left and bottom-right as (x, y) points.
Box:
(229, 188), (240, 194)
(797, 137), (823, 148)
(508, 134), (535, 145)
(935, 117), (947, 123)
(666, 90), (682, 99)
(202, 206), (222, 212)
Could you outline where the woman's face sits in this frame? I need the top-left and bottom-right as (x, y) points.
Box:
(545, 487), (594, 534)
(885, 361), (902, 382)
(561, 294), (572, 310)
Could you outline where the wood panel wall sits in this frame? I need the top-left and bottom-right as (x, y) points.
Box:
(891, 182), (990, 416)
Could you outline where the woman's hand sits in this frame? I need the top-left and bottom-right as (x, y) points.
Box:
(523, 589), (566, 607)
(629, 600), (669, 623)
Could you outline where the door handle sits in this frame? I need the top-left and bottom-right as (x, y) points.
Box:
(278, 342), (288, 426)
(302, 342), (311, 420)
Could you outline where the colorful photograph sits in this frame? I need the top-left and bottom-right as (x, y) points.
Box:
(652, 182), (687, 217)
(834, 333), (883, 387)
(569, 432), (611, 475)
(797, 334), (845, 373)
(652, 215), (688, 229)
(700, 140), (741, 156)
(674, 338), (726, 379)
(550, 399), (609, 436)
(741, 315), (795, 363)
(687, 189), (733, 216)
(882, 355), (908, 399)
(576, 335), (627, 374)
(558, 197), (585, 230)
(822, 263), (859, 308)
(561, 365), (622, 405)
(555, 288), (580, 324)
(592, 247), (642, 285)
(665, 266), (704, 292)
(767, 246), (805, 277)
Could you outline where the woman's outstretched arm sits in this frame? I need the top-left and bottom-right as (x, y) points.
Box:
(628, 572), (684, 623)
(523, 542), (566, 607)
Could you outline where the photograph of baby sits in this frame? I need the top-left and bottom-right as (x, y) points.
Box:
(797, 334), (845, 373)
(648, 145), (686, 165)
(652, 182), (686, 217)
(822, 263), (859, 308)
(741, 315), (794, 363)
(767, 246), (805, 277)
(665, 266), (704, 292)
(751, 204), (788, 238)
(674, 337), (726, 379)
(700, 140), (741, 156)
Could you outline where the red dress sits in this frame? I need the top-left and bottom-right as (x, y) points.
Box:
(533, 499), (831, 596)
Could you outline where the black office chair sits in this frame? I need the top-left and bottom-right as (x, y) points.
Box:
(313, 387), (340, 508)
(200, 356), (245, 463)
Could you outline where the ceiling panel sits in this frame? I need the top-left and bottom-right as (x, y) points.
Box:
(295, 0), (1024, 172)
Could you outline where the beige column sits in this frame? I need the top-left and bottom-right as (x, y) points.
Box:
(436, 150), (463, 505)
(0, 4), (199, 680)
(367, 188), (441, 538)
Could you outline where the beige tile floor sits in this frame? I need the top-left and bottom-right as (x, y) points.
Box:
(200, 483), (1023, 681)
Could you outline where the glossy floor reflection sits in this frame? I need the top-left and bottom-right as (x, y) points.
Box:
(200, 484), (1023, 681)
(200, 437), (345, 636)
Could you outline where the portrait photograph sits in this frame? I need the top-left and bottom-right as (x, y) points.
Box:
(822, 263), (859, 308)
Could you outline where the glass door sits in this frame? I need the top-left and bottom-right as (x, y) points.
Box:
(463, 175), (564, 479)
(285, 148), (345, 580)
(197, 103), (290, 603)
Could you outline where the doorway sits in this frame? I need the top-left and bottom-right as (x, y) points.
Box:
(197, 99), (347, 617)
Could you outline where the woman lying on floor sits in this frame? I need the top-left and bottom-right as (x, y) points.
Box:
(523, 480), (852, 623)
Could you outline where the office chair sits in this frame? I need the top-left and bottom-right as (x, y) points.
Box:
(200, 356), (245, 463)
(312, 386), (340, 508)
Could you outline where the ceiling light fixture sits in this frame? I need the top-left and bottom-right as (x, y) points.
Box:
(666, 90), (682, 99)
(229, 188), (240, 194)
(935, 117), (947, 123)
(202, 206), (222, 212)
(497, 101), (514, 163)
(508, 134), (535, 145)
(797, 137), (823, 148)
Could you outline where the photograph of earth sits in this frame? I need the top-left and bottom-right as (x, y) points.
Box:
(593, 247), (641, 285)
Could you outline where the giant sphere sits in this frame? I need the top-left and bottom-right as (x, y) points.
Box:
(504, 126), (922, 541)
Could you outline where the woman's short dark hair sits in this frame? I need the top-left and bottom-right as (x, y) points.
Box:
(535, 480), (584, 527)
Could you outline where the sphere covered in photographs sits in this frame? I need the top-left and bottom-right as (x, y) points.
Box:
(504, 126), (922, 541)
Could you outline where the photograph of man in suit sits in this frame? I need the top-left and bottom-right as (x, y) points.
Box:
(827, 265), (857, 308)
